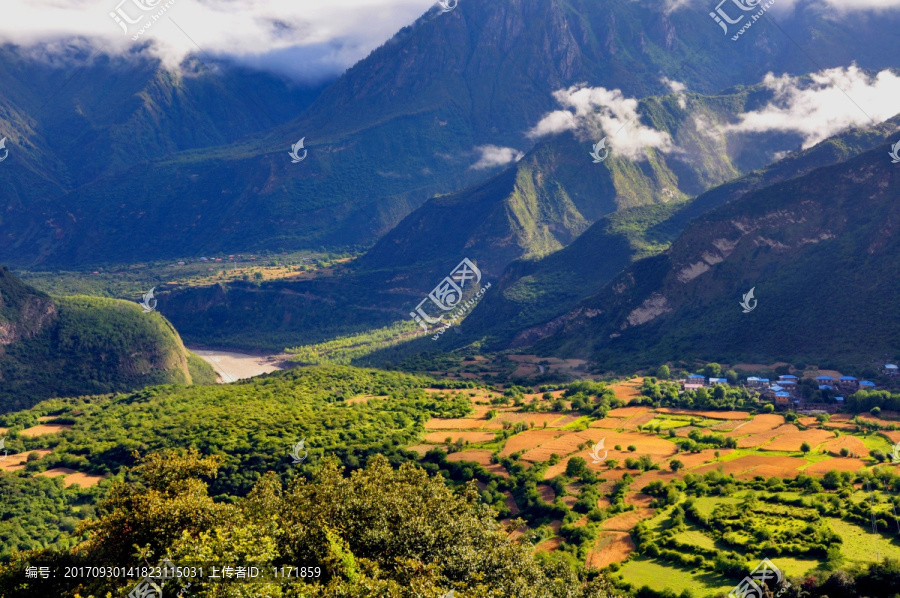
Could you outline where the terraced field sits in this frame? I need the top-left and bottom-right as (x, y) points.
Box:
(419, 387), (900, 593)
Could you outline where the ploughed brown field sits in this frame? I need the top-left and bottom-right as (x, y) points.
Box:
(421, 388), (898, 568)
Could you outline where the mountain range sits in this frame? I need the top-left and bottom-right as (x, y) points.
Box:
(530, 135), (900, 370)
(4, 0), (900, 268)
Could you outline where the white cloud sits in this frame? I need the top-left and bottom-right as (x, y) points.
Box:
(470, 145), (524, 170)
(662, 77), (687, 108)
(661, 77), (686, 93)
(725, 66), (900, 148)
(670, 0), (900, 13)
(528, 84), (675, 161)
(0, 0), (437, 80)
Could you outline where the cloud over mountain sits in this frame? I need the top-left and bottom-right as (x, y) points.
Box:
(0, 0), (436, 81)
(725, 66), (900, 148)
(528, 84), (675, 161)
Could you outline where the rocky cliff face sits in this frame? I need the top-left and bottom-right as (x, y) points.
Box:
(0, 267), (56, 346)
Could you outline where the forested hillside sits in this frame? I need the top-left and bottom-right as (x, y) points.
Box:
(0, 267), (214, 412)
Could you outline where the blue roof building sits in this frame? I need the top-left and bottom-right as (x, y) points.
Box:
(780, 375), (798, 380)
(816, 376), (834, 382)
(860, 380), (876, 388)
(818, 385), (834, 391)
(839, 376), (857, 381)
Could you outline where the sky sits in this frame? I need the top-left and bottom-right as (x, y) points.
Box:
(0, 0), (438, 82)
(2, 0), (900, 83)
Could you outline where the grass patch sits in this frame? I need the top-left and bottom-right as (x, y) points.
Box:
(827, 517), (900, 563)
(615, 556), (735, 596)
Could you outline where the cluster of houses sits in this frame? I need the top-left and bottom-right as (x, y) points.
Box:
(679, 364), (899, 409)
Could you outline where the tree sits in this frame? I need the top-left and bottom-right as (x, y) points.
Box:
(606, 459), (619, 469)
(656, 365), (671, 380)
(566, 456), (588, 478)
(763, 403), (775, 413)
(627, 445), (637, 452)
(669, 459), (684, 472)
(870, 406), (882, 417)
(725, 369), (739, 384)
(801, 442), (811, 454)
(1, 452), (619, 598)
(703, 363), (722, 378)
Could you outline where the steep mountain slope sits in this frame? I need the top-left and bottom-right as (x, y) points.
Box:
(0, 267), (213, 412)
(159, 89), (899, 352)
(460, 119), (900, 348)
(532, 138), (900, 369)
(5, 0), (900, 266)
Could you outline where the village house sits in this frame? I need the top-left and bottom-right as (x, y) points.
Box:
(837, 376), (859, 391)
(859, 380), (876, 390)
(684, 374), (705, 390)
(885, 364), (899, 376)
(746, 377), (769, 388)
(708, 377), (728, 386)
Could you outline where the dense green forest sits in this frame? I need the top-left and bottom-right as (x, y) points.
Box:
(0, 450), (617, 598)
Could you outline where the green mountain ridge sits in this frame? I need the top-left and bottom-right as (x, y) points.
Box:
(0, 267), (214, 412)
(532, 136), (900, 369)
(159, 87), (897, 353)
(5, 0), (900, 266)
(458, 117), (900, 350)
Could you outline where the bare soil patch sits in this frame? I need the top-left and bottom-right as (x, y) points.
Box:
(821, 435), (868, 457)
(423, 431), (495, 443)
(623, 412), (658, 430)
(601, 508), (654, 532)
(609, 379), (644, 403)
(0, 449), (51, 472)
(764, 428), (834, 452)
(538, 485), (556, 503)
(19, 424), (73, 437)
(736, 424), (798, 449)
(499, 429), (566, 457)
(693, 455), (806, 479)
(36, 468), (106, 487)
(446, 450), (495, 466)
(881, 430), (900, 444)
(726, 414), (784, 438)
(607, 406), (650, 418)
(586, 532), (634, 570)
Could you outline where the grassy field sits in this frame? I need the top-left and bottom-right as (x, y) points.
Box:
(16, 250), (348, 298)
(827, 517), (900, 563)
(614, 557), (735, 595)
